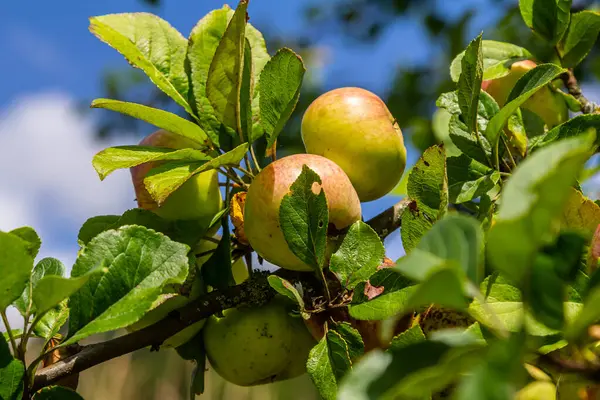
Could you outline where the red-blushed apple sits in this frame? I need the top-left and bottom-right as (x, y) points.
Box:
(244, 154), (362, 271)
(203, 296), (316, 386)
(481, 60), (568, 128)
(301, 87), (407, 202)
(130, 129), (222, 227)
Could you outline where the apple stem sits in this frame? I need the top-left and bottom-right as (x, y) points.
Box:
(249, 145), (262, 174)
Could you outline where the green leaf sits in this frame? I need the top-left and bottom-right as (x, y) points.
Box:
(279, 165), (329, 270)
(487, 133), (595, 283)
(32, 303), (68, 342)
(267, 276), (304, 309)
(206, 0), (248, 136)
(78, 215), (121, 245)
(66, 225), (189, 345)
(331, 322), (365, 361)
(91, 99), (211, 148)
(306, 336), (338, 400)
(457, 33), (483, 136)
(187, 6), (270, 146)
(33, 265), (107, 316)
(454, 333), (526, 400)
(403, 268), (470, 312)
(143, 143), (248, 204)
(92, 146), (211, 180)
(401, 145), (448, 253)
(337, 350), (392, 400)
(0, 231), (34, 310)
(13, 257), (64, 316)
(400, 214), (485, 285)
(326, 330), (353, 381)
(559, 11), (600, 68)
(388, 325), (426, 352)
(0, 335), (24, 400)
(89, 13), (191, 114)
(529, 253), (565, 330)
(566, 284), (600, 340)
(240, 38), (253, 144)
(329, 221), (385, 290)
(349, 269), (415, 320)
(447, 155), (499, 204)
(175, 330), (206, 397)
(450, 40), (532, 82)
(519, 0), (572, 44)
(448, 114), (493, 166)
(258, 48), (305, 146)
(32, 386), (84, 400)
(201, 219), (234, 290)
(532, 114), (600, 151)
(484, 63), (566, 157)
(9, 227), (41, 258)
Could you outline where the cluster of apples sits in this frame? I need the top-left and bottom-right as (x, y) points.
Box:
(126, 66), (563, 386)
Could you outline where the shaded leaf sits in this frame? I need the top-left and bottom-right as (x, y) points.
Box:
(559, 11), (600, 68)
(0, 335), (24, 400)
(201, 218), (234, 290)
(519, 0), (571, 44)
(532, 114), (600, 151)
(306, 335), (338, 400)
(349, 269), (414, 320)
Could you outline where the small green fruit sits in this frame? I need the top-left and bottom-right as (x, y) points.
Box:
(301, 87), (407, 202)
(244, 153), (362, 271)
(203, 297), (316, 386)
(481, 60), (568, 129)
(130, 129), (223, 227)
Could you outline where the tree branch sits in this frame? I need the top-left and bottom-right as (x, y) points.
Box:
(367, 197), (411, 240)
(32, 198), (409, 392)
(561, 69), (599, 114)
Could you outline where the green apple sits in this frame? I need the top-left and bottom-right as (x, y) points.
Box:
(244, 154), (362, 271)
(203, 296), (316, 386)
(130, 129), (223, 227)
(481, 60), (568, 128)
(195, 236), (249, 284)
(301, 87), (407, 202)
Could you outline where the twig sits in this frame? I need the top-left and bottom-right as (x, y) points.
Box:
(32, 199), (410, 391)
(250, 145), (262, 173)
(561, 69), (599, 114)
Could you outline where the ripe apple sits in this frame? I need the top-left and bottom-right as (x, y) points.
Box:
(203, 296), (316, 386)
(244, 154), (362, 271)
(481, 60), (568, 128)
(130, 129), (223, 227)
(301, 87), (407, 202)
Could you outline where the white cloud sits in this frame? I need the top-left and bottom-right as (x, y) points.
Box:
(0, 91), (136, 261)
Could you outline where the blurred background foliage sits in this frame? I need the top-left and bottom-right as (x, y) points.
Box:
(79, 0), (600, 398)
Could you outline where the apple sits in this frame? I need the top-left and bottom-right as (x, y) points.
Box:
(481, 60), (568, 128)
(130, 129), (223, 227)
(244, 154), (362, 271)
(301, 87), (407, 202)
(203, 296), (316, 386)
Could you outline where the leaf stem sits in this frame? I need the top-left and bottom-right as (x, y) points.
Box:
(1, 311), (19, 357)
(250, 145), (262, 174)
(234, 166), (255, 178)
(501, 136), (518, 170)
(318, 269), (332, 303)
